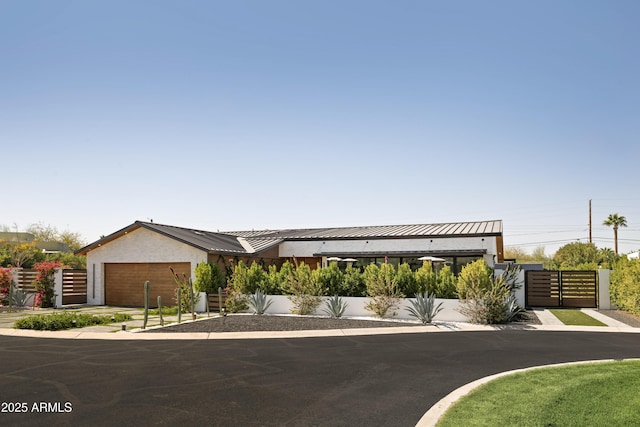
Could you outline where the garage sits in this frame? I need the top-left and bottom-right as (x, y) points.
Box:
(104, 262), (190, 307)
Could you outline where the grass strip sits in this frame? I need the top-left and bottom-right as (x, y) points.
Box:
(148, 306), (180, 315)
(548, 309), (607, 326)
(437, 360), (640, 426)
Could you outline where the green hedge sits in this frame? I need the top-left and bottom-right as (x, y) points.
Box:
(610, 258), (640, 316)
(14, 312), (132, 331)
(227, 260), (459, 299)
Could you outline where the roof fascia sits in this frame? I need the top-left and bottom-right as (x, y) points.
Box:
(75, 222), (143, 255)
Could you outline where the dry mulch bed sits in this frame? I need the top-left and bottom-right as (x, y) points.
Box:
(143, 315), (424, 333)
(143, 310), (542, 333)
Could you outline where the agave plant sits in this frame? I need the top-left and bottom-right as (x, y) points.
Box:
(504, 294), (526, 322)
(248, 289), (273, 315)
(406, 292), (443, 324)
(323, 295), (348, 318)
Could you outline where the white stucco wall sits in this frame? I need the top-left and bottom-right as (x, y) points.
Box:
(279, 236), (498, 265)
(85, 228), (207, 305)
(239, 295), (468, 322)
(598, 269), (612, 309)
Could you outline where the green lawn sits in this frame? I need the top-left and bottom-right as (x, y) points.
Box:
(437, 360), (640, 426)
(549, 308), (607, 326)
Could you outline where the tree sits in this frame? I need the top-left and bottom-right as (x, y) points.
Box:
(504, 246), (550, 264)
(603, 213), (627, 255)
(598, 247), (618, 269)
(550, 242), (599, 270)
(25, 223), (87, 252)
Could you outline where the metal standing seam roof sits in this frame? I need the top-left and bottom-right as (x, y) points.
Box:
(225, 220), (502, 240)
(138, 222), (248, 253)
(77, 220), (502, 256)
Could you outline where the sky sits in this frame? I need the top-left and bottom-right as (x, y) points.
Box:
(2, 0), (639, 255)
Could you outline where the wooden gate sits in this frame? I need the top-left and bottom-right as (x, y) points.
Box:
(525, 270), (597, 308)
(62, 269), (87, 305)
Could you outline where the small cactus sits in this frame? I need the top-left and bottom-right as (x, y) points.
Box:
(143, 281), (150, 329)
(157, 295), (164, 326)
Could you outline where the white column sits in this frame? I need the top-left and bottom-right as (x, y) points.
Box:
(54, 269), (64, 308)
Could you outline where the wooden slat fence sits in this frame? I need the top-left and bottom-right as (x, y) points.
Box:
(62, 269), (87, 305)
(13, 269), (38, 293)
(208, 291), (227, 312)
(11, 268), (87, 305)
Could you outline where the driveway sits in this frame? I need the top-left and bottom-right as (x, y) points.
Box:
(1, 330), (638, 426)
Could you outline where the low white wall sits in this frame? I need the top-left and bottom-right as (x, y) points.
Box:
(195, 292), (207, 312)
(246, 295), (468, 323)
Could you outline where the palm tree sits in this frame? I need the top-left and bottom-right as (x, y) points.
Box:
(603, 213), (627, 255)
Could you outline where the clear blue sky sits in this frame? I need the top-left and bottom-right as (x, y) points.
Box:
(2, 0), (639, 255)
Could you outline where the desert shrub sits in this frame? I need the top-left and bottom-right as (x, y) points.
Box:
(456, 259), (493, 299)
(229, 261), (250, 293)
(316, 262), (344, 296)
(610, 258), (640, 316)
(169, 266), (199, 315)
(282, 262), (323, 315)
(342, 265), (366, 296)
(415, 261), (437, 295)
(33, 261), (64, 308)
(436, 264), (457, 298)
(396, 263), (419, 296)
(14, 312), (132, 331)
(244, 262), (268, 294)
(264, 265), (283, 295)
(225, 262), (250, 312)
(0, 267), (12, 305)
(193, 262), (225, 294)
(267, 261), (294, 295)
(44, 252), (87, 269)
(458, 272), (525, 324)
(363, 263), (403, 318)
(224, 290), (248, 313)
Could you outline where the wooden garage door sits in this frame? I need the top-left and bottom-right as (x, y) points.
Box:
(105, 262), (191, 307)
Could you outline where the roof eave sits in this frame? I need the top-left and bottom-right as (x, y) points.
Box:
(75, 222), (144, 255)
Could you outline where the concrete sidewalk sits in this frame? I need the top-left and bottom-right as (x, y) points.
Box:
(1, 305), (639, 340)
(1, 310), (639, 340)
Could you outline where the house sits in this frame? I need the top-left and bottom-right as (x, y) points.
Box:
(0, 232), (71, 253)
(76, 220), (504, 307)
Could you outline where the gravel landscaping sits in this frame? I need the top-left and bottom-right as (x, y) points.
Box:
(143, 315), (424, 333)
(598, 309), (640, 328)
(142, 310), (542, 333)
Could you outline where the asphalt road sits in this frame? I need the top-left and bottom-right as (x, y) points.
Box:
(0, 331), (639, 426)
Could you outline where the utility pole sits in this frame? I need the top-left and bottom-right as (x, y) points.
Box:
(589, 199), (593, 243)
